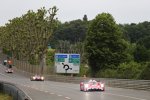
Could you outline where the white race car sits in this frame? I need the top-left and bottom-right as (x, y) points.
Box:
(80, 79), (105, 92)
(30, 75), (44, 81)
(5, 68), (13, 73)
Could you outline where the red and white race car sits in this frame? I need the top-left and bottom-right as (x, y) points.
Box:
(5, 68), (13, 73)
(30, 75), (44, 81)
(80, 79), (105, 92)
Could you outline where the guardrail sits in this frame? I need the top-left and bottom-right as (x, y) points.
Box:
(103, 78), (150, 91)
(45, 75), (150, 91)
(12, 67), (150, 91)
(0, 81), (31, 100)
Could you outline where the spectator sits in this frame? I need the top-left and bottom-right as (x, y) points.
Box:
(7, 59), (12, 68)
(3, 59), (7, 65)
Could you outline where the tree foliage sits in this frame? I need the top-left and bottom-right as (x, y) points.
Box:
(139, 62), (150, 80)
(53, 19), (88, 45)
(85, 13), (128, 76)
(121, 21), (150, 43)
(117, 61), (141, 79)
(134, 36), (150, 62)
(0, 6), (58, 74)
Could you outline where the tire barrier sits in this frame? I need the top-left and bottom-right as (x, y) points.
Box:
(0, 81), (31, 100)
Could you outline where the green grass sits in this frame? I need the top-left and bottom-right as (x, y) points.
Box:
(0, 93), (13, 100)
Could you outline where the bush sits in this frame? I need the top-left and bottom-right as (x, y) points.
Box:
(0, 93), (13, 100)
(96, 69), (117, 78)
(79, 64), (89, 77)
(46, 49), (55, 66)
(139, 62), (150, 80)
(117, 61), (142, 79)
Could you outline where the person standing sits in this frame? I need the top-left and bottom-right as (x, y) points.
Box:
(7, 59), (13, 68)
(3, 59), (7, 65)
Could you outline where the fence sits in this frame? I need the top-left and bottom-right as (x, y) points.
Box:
(0, 81), (31, 100)
(13, 59), (54, 75)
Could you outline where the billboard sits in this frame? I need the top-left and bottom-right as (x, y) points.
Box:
(55, 53), (80, 73)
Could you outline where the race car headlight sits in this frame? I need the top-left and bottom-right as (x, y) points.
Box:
(101, 84), (104, 87)
(41, 76), (44, 80)
(84, 84), (89, 88)
(33, 77), (36, 79)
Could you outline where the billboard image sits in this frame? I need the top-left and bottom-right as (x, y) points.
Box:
(55, 53), (80, 73)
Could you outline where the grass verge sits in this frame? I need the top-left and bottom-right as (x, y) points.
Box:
(0, 93), (13, 100)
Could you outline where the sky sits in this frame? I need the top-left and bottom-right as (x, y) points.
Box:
(0, 0), (150, 26)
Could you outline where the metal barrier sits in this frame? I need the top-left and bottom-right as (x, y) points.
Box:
(0, 81), (31, 100)
(101, 78), (150, 91)
(45, 75), (150, 91)
(11, 68), (150, 91)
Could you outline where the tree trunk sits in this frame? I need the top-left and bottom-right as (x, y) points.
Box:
(40, 53), (46, 75)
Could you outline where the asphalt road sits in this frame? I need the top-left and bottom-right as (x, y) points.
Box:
(0, 64), (150, 100)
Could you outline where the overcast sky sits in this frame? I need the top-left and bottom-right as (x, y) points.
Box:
(0, 0), (150, 26)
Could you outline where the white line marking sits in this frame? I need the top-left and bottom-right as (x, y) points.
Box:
(27, 86), (31, 88)
(58, 94), (62, 96)
(44, 91), (49, 93)
(39, 89), (44, 92)
(34, 88), (39, 90)
(65, 97), (71, 99)
(50, 93), (55, 94)
(104, 92), (147, 100)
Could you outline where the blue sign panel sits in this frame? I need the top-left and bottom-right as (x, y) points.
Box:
(69, 54), (80, 58)
(56, 55), (67, 58)
(69, 54), (80, 64)
(55, 54), (67, 62)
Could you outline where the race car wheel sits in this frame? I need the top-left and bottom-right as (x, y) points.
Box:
(80, 86), (82, 91)
(102, 88), (105, 91)
(80, 88), (82, 91)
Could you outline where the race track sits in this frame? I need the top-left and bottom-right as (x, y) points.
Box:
(0, 64), (149, 100)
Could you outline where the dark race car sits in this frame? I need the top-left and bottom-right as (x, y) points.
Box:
(80, 79), (105, 92)
(30, 75), (44, 81)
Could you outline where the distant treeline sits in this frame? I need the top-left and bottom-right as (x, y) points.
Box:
(0, 7), (150, 79)
(51, 14), (150, 79)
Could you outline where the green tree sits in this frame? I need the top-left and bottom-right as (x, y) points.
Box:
(117, 61), (141, 79)
(1, 7), (58, 75)
(85, 13), (128, 76)
(53, 19), (88, 44)
(122, 21), (150, 43)
(83, 14), (88, 22)
(134, 36), (150, 62)
(139, 62), (150, 80)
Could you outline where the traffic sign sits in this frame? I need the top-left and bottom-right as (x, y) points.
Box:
(55, 53), (80, 73)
